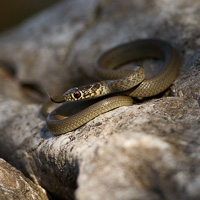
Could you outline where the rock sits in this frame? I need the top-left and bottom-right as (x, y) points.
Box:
(0, 0), (199, 200)
(0, 158), (48, 200)
(0, 0), (100, 96)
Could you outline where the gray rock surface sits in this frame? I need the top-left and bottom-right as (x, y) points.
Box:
(0, 0), (200, 200)
(0, 158), (48, 200)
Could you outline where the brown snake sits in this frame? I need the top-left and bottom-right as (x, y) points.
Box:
(42, 39), (180, 135)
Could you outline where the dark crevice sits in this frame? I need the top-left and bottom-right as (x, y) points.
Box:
(0, 60), (17, 79)
(20, 82), (46, 103)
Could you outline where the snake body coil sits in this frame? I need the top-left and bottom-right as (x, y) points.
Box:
(44, 39), (180, 135)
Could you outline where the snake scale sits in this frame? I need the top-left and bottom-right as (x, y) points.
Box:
(42, 39), (180, 135)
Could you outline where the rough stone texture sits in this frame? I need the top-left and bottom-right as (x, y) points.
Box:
(0, 158), (48, 200)
(0, 0), (100, 96)
(0, 0), (200, 200)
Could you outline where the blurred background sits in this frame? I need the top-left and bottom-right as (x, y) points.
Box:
(0, 0), (63, 32)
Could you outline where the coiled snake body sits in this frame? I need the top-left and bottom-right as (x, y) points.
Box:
(42, 39), (180, 135)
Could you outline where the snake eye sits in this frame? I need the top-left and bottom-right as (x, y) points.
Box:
(73, 91), (81, 99)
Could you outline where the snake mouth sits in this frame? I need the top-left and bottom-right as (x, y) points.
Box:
(50, 97), (65, 103)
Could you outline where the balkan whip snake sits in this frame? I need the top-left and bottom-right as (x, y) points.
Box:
(42, 39), (180, 135)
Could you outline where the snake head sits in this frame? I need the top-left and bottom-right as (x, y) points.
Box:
(63, 82), (103, 102)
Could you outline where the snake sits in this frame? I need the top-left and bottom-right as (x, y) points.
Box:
(42, 39), (180, 135)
